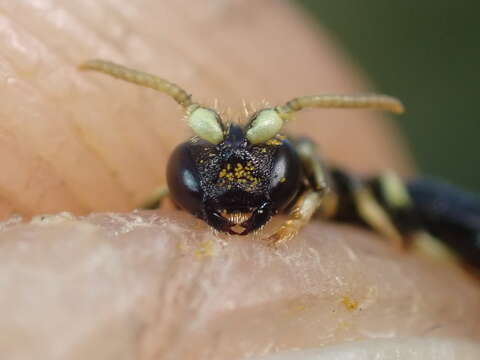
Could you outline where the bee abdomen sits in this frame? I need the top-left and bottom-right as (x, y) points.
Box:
(407, 177), (480, 268)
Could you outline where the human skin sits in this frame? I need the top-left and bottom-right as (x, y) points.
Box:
(0, 1), (479, 360)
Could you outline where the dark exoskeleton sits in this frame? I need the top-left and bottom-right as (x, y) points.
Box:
(167, 125), (302, 236)
(80, 59), (480, 274)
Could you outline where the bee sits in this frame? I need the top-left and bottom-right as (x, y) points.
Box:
(80, 60), (480, 271)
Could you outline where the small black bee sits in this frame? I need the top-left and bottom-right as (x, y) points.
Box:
(80, 60), (480, 271)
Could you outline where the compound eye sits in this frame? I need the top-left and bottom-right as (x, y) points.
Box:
(166, 142), (204, 216)
(269, 140), (303, 211)
(187, 107), (224, 144)
(246, 109), (284, 144)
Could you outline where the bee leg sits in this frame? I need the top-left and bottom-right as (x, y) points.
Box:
(368, 171), (457, 262)
(266, 138), (328, 246)
(266, 190), (323, 247)
(140, 186), (170, 209)
(294, 138), (329, 192)
(331, 169), (406, 250)
(354, 184), (405, 249)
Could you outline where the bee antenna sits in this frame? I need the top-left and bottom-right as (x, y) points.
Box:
(275, 94), (405, 119)
(79, 59), (194, 109)
(79, 59), (228, 144)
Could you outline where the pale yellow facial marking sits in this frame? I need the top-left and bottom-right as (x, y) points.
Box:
(246, 109), (283, 144)
(187, 106), (223, 144)
(217, 161), (259, 188)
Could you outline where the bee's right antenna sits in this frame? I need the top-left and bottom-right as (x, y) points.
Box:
(246, 93), (404, 145)
(276, 94), (405, 119)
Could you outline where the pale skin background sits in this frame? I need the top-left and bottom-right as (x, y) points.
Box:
(0, 0), (479, 359)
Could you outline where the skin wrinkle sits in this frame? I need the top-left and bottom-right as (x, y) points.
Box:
(73, 77), (162, 198)
(77, 93), (162, 194)
(27, 0), (123, 60)
(70, 122), (137, 204)
(0, 6), (157, 208)
(55, 3), (167, 184)
(0, 122), (87, 216)
(22, 154), (83, 213)
(0, 21), (89, 214)
(0, 11), (132, 208)
(74, 80), (166, 202)
(11, 84), (130, 211)
(7, 5), (162, 199)
(63, 2), (132, 55)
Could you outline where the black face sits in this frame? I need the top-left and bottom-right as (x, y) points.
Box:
(167, 125), (303, 235)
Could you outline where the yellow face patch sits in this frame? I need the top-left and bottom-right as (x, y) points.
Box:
(217, 161), (259, 188)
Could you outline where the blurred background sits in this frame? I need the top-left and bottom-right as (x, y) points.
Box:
(296, 0), (480, 192)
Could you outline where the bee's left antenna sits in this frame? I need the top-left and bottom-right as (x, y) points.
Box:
(79, 59), (227, 145)
(79, 59), (193, 109)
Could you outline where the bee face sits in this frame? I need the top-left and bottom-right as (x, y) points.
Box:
(167, 125), (302, 234)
